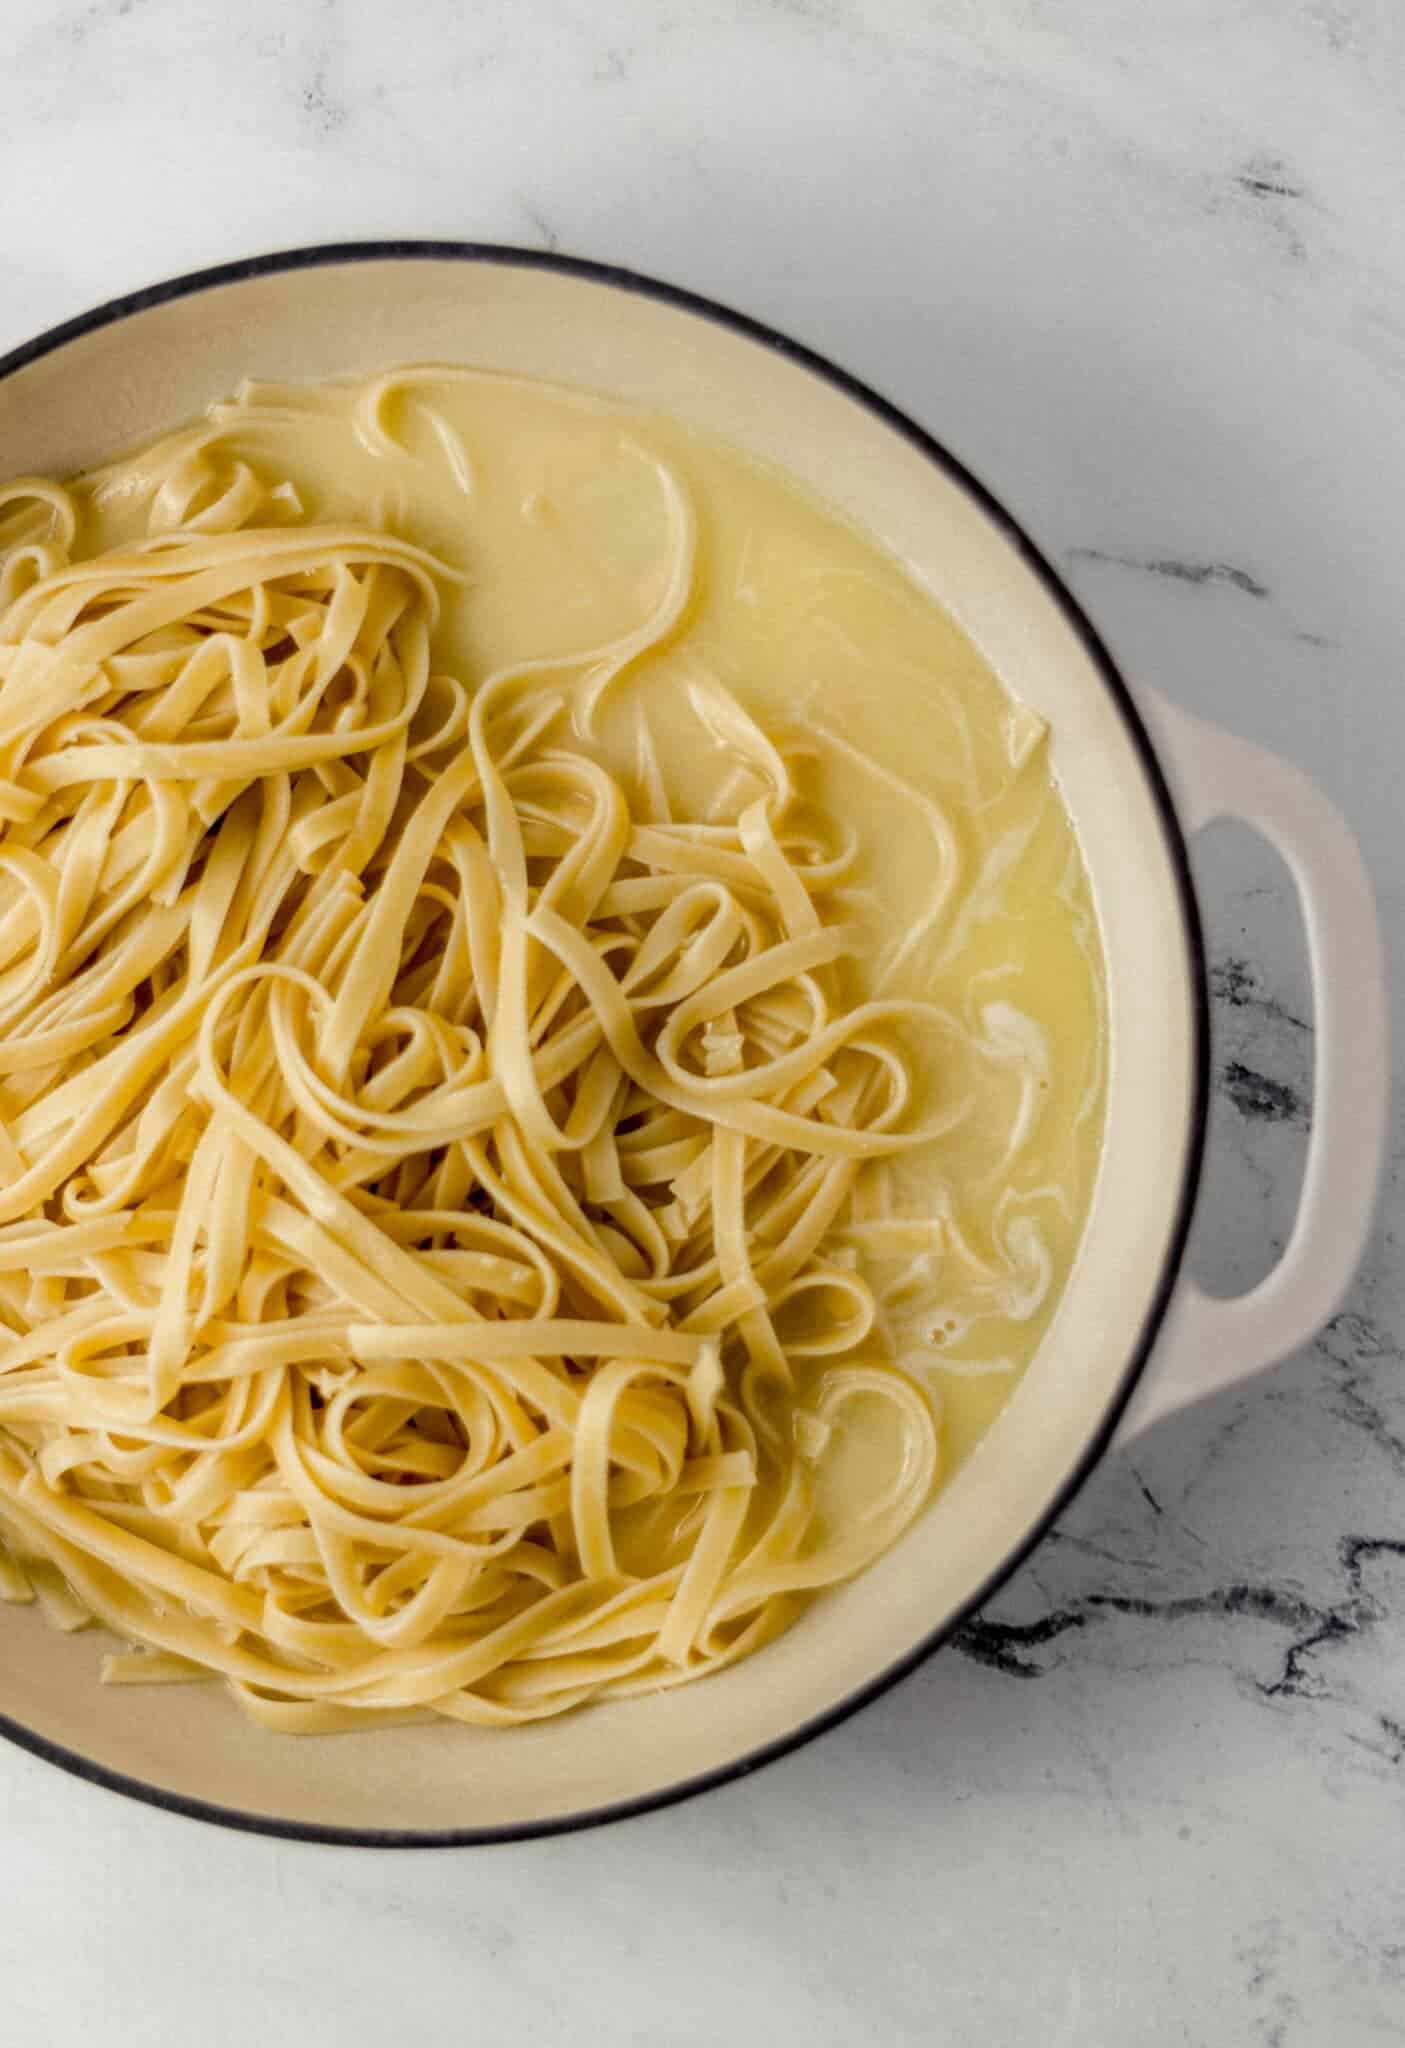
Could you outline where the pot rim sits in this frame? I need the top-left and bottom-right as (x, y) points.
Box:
(0, 240), (1211, 1847)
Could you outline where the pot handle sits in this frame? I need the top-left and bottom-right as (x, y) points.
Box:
(1114, 687), (1388, 1443)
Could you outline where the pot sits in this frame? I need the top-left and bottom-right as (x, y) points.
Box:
(0, 245), (1385, 1843)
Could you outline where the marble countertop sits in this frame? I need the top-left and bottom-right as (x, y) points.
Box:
(2, 3), (1403, 2041)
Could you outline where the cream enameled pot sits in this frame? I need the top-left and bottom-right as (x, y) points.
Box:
(0, 246), (1386, 1843)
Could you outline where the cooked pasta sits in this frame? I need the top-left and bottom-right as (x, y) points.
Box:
(0, 370), (1103, 1729)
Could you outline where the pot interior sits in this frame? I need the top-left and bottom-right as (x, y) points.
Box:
(0, 254), (1199, 1836)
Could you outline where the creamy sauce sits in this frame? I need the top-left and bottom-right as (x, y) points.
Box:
(78, 368), (1106, 1489)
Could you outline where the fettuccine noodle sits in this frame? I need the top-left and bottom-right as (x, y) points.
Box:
(0, 406), (989, 1730)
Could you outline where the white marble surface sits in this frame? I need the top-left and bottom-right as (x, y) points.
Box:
(2, 2), (1404, 2041)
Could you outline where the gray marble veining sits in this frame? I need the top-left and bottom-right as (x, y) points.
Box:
(1, 3), (1403, 2042)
